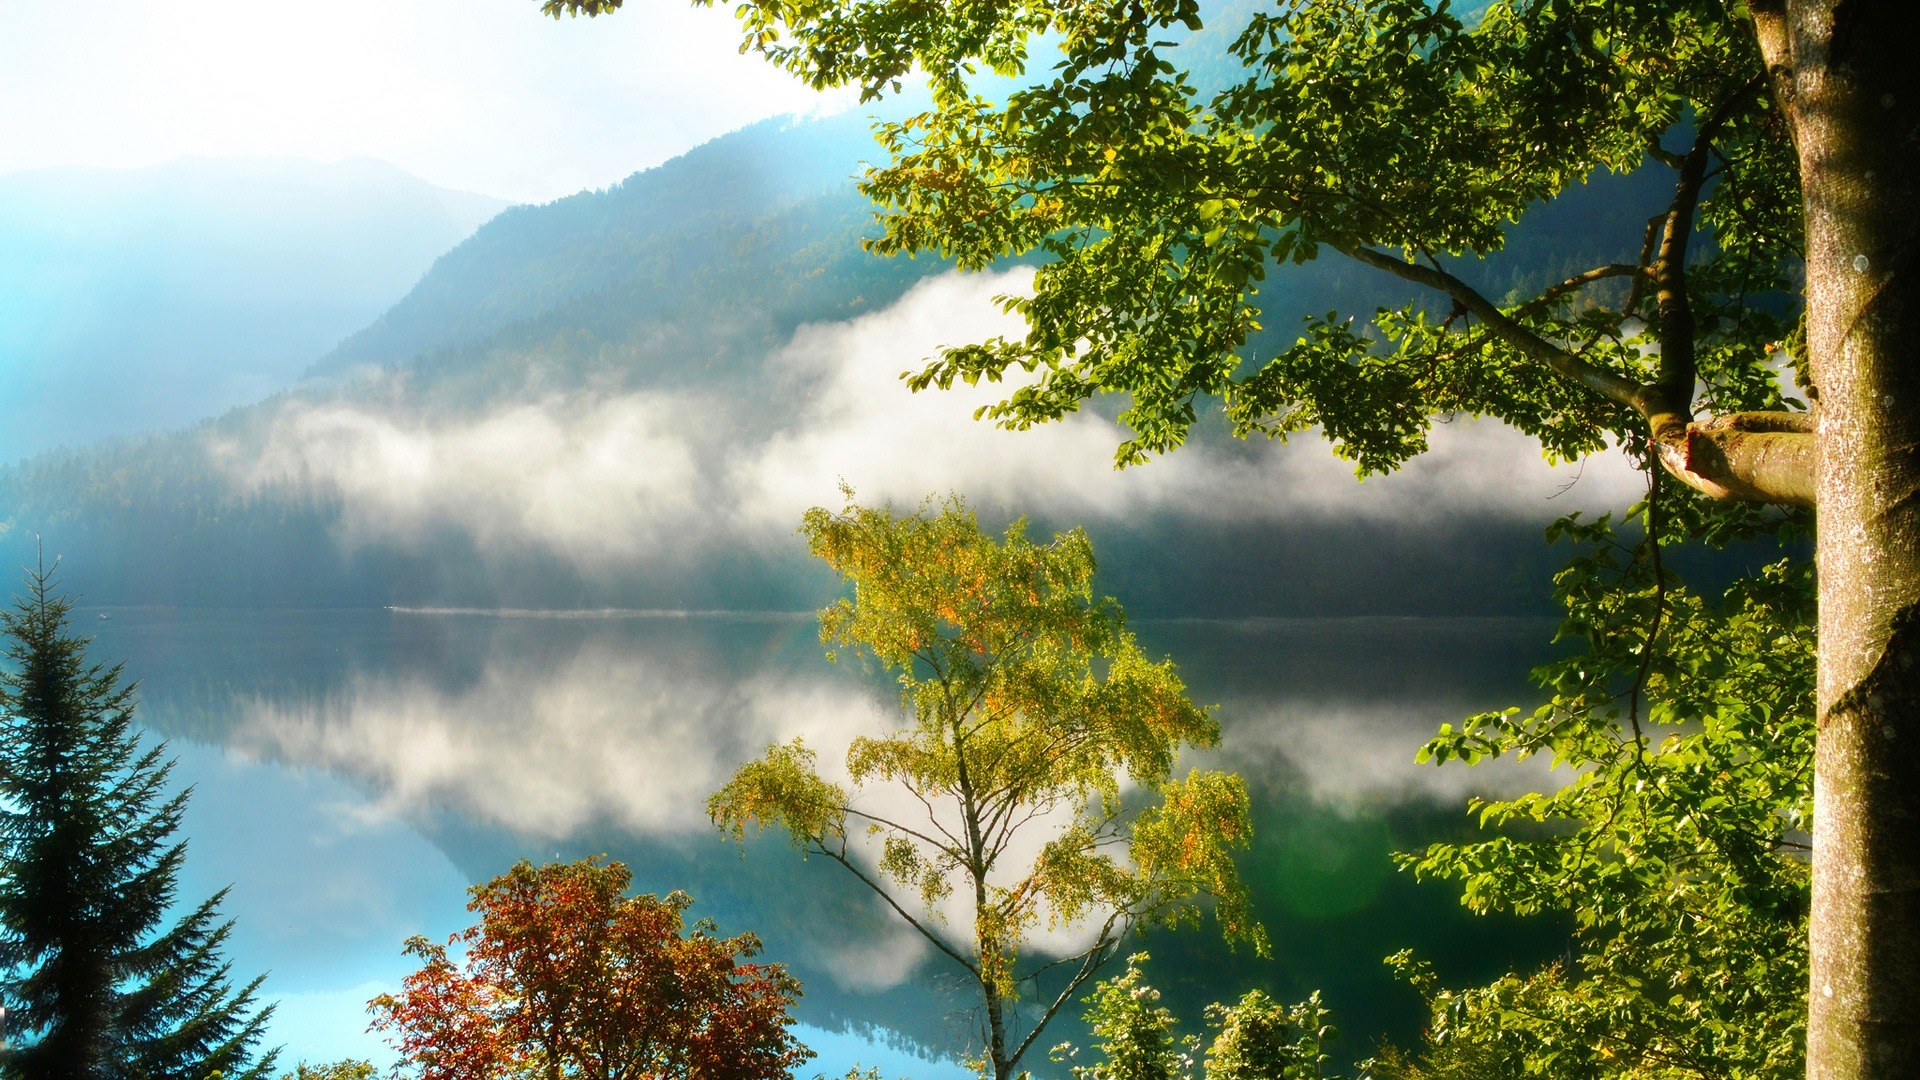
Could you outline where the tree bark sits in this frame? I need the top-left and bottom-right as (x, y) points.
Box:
(1778, 1), (1920, 1074)
(1647, 411), (1817, 507)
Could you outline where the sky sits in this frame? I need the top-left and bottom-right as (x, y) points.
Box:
(0, 0), (847, 203)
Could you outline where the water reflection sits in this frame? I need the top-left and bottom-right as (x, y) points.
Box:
(89, 607), (1568, 1070)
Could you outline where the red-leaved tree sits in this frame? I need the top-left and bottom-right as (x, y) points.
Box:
(369, 858), (812, 1080)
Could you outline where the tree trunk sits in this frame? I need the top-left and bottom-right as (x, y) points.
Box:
(1786, 0), (1920, 1074)
(984, 976), (1012, 1080)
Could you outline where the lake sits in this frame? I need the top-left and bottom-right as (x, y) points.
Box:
(81, 605), (1571, 1073)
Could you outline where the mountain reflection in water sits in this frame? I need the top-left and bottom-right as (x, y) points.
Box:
(86, 606), (1569, 1071)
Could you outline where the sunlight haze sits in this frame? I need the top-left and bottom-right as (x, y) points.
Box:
(0, 0), (844, 202)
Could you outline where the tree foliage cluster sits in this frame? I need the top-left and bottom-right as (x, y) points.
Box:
(1052, 954), (1336, 1080)
(369, 858), (811, 1080)
(1378, 504), (1814, 1077)
(7, 0), (1900, 1071)
(1038, 498), (1816, 1079)
(713, 494), (1264, 1080)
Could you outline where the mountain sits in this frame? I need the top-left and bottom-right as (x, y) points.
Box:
(0, 156), (509, 464)
(0, 105), (1734, 616)
(0, 115), (938, 608)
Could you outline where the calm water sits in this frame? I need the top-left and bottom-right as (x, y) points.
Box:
(80, 606), (1568, 1072)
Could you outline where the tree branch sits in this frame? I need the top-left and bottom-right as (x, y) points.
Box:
(1345, 239), (1813, 505)
(814, 841), (982, 978)
(841, 803), (964, 859)
(1746, 0), (1796, 135)
(1650, 74), (1768, 411)
(1623, 215), (1665, 316)
(1007, 916), (1125, 1068)
(1650, 412), (1816, 507)
(1338, 244), (1647, 409)
(1512, 264), (1651, 319)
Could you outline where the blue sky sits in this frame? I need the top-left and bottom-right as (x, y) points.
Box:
(0, 0), (849, 202)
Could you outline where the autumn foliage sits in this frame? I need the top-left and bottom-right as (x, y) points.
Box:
(369, 858), (811, 1080)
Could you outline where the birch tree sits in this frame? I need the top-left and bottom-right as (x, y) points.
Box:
(711, 496), (1264, 1080)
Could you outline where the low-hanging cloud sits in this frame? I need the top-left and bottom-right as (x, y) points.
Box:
(225, 269), (1644, 572)
(735, 269), (1645, 529)
(227, 620), (1174, 983)
(1214, 699), (1563, 809)
(232, 393), (708, 567)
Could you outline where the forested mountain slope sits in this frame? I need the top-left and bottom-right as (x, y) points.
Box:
(0, 111), (1681, 614)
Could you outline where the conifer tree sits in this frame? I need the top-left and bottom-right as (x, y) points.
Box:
(0, 561), (275, 1079)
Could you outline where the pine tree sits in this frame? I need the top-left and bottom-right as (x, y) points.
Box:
(0, 561), (275, 1079)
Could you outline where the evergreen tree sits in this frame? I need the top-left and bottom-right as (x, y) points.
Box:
(0, 562), (275, 1079)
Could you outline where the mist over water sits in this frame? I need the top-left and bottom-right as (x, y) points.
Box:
(87, 604), (1568, 1070)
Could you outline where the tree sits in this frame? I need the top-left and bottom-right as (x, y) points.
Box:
(0, 562), (276, 1079)
(544, 0), (1918, 1071)
(369, 857), (811, 1080)
(279, 1063), (377, 1080)
(710, 495), (1264, 1080)
(1050, 954), (1337, 1080)
(1374, 514), (1815, 1078)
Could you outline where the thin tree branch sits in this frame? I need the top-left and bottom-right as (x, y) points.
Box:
(1511, 264), (1651, 319)
(1650, 74), (1767, 414)
(1007, 916), (1127, 1067)
(843, 803), (964, 859)
(1337, 244), (1647, 409)
(1624, 214), (1665, 316)
(814, 841), (982, 978)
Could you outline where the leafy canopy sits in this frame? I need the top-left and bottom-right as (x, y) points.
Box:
(1376, 501), (1814, 1078)
(540, 0), (1817, 1070)
(711, 493), (1263, 1079)
(370, 858), (810, 1080)
(1051, 953), (1338, 1080)
(543, 0), (1802, 483)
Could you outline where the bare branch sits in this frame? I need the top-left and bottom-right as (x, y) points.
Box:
(1645, 134), (1686, 170)
(1008, 915), (1127, 1067)
(842, 805), (966, 862)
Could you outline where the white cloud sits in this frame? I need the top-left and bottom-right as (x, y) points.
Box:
(737, 269), (1645, 526)
(232, 638), (894, 838)
(228, 270), (1644, 573)
(232, 393), (707, 567)
(1215, 700), (1563, 809)
(229, 638), (955, 987)
(228, 622), (1139, 982)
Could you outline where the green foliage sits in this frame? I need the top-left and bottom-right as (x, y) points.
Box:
(634, 0), (1799, 473)
(1053, 955), (1337, 1080)
(711, 494), (1263, 1078)
(1382, 501), (1813, 1078)
(0, 562), (277, 1078)
(1057, 955), (1195, 1080)
(601, 4), (1817, 1064)
(1204, 989), (1336, 1080)
(280, 1062), (378, 1080)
